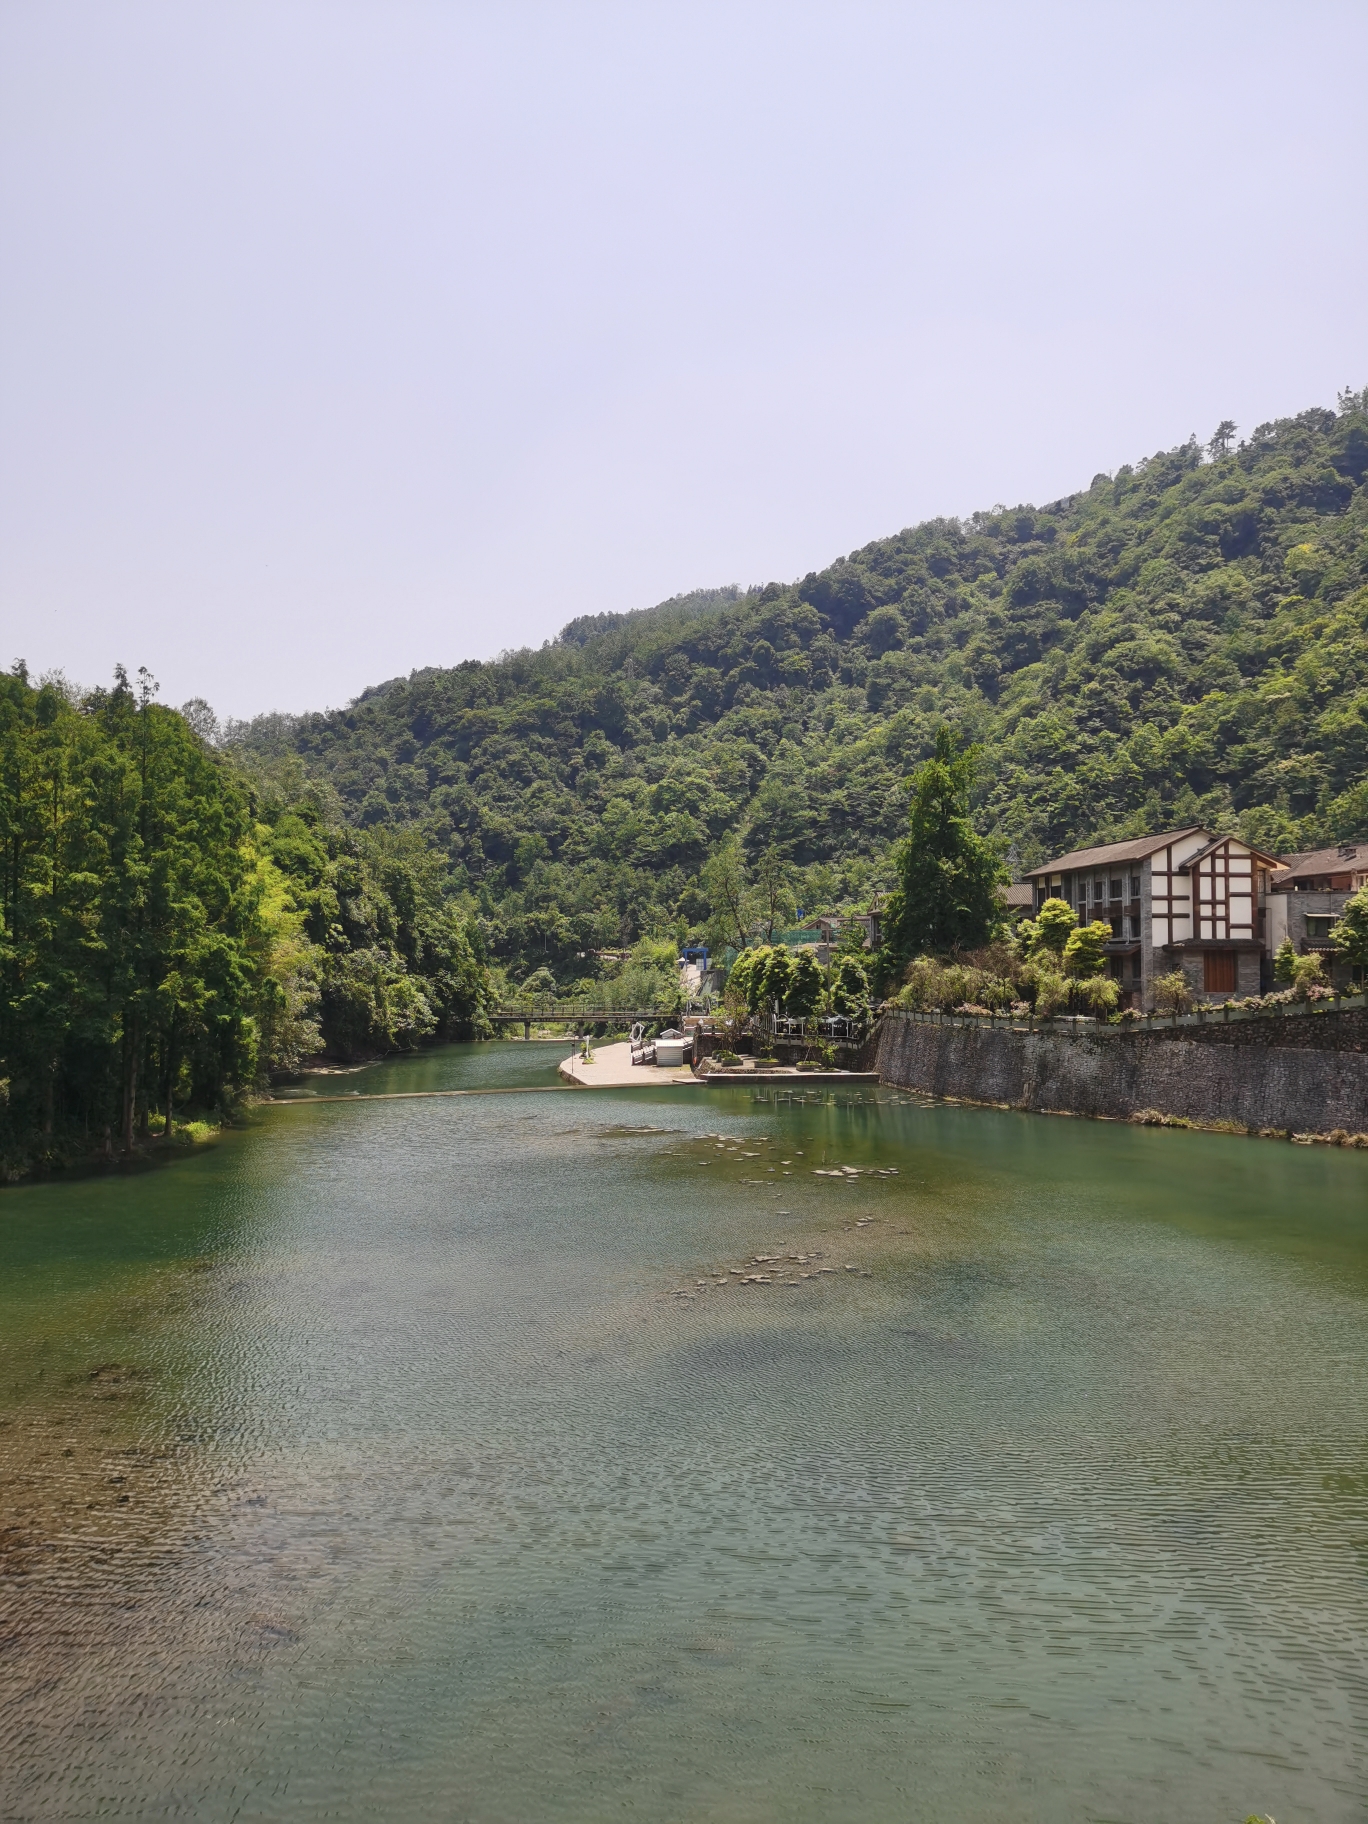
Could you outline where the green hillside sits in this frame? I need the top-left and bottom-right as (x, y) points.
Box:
(231, 394), (1368, 984)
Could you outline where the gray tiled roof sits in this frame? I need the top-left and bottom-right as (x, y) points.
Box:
(1274, 842), (1367, 883)
(1023, 827), (1208, 878)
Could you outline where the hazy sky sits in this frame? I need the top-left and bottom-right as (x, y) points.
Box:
(3, 2), (1366, 721)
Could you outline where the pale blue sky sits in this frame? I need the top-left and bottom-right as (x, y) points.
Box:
(2, 1), (1365, 719)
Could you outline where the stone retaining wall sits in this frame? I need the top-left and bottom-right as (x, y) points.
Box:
(874, 1006), (1368, 1133)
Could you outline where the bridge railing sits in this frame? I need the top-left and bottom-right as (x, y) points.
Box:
(491, 997), (718, 1021)
(490, 1002), (673, 1022)
(753, 1012), (872, 1042)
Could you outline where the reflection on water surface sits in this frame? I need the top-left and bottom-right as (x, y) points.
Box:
(2, 1041), (1366, 1821)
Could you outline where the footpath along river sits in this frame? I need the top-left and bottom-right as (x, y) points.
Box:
(2, 1040), (1366, 1822)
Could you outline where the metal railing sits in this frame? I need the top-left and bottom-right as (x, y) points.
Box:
(883, 988), (1367, 1037)
(491, 992), (717, 1024)
(754, 1012), (871, 1042)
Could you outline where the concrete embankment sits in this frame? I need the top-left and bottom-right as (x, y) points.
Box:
(874, 1001), (1368, 1134)
(558, 1041), (699, 1087)
(557, 1040), (880, 1088)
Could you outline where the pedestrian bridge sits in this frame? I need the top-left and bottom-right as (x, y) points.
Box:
(490, 1006), (679, 1037)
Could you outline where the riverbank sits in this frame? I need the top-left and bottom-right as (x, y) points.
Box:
(0, 1116), (225, 1187)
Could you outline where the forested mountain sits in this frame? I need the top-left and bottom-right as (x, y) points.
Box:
(4, 390), (1367, 1171)
(231, 393), (1368, 986)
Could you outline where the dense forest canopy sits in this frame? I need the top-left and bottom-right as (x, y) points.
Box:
(228, 392), (1368, 985)
(0, 667), (487, 1176)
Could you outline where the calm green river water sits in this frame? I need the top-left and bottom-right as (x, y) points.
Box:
(2, 1042), (1366, 1822)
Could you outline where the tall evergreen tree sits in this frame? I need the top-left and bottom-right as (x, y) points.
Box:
(884, 727), (1002, 960)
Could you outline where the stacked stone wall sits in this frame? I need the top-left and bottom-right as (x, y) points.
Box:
(874, 1007), (1368, 1133)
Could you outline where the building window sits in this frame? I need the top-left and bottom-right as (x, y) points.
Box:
(1305, 916), (1334, 942)
(1131, 954), (1142, 981)
(1093, 879), (1106, 903)
(1203, 951), (1237, 992)
(1109, 878), (1122, 900)
(1128, 915), (1140, 940)
(1129, 875), (1141, 899)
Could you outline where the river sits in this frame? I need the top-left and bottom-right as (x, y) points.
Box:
(2, 1041), (1366, 1821)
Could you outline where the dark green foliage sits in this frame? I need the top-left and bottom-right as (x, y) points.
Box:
(251, 803), (489, 1061)
(0, 667), (264, 1172)
(754, 946), (796, 1013)
(729, 942), (826, 1016)
(884, 728), (1003, 960)
(226, 392), (1368, 983)
(1329, 887), (1368, 969)
(0, 669), (492, 1174)
(828, 954), (871, 1015)
(787, 950), (826, 1016)
(724, 946), (760, 1012)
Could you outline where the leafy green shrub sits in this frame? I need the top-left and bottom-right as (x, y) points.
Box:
(898, 957), (991, 1011)
(1062, 919), (1110, 978)
(516, 965), (558, 1001)
(828, 953), (871, 1015)
(756, 946), (796, 1010)
(1153, 972), (1193, 1015)
(1292, 953), (1328, 998)
(1031, 969), (1070, 1016)
(725, 948), (759, 1010)
(1330, 885), (1368, 968)
(1071, 973), (1120, 1015)
(1023, 897), (1078, 960)
(788, 949), (826, 1015)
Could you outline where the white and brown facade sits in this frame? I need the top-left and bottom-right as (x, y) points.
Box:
(1023, 826), (1285, 1008)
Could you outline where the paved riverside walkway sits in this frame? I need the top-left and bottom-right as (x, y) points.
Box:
(558, 1041), (700, 1087)
(557, 1042), (879, 1088)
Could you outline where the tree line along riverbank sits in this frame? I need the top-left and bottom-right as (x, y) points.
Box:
(6, 389), (1368, 1177)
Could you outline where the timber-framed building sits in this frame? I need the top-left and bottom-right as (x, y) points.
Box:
(1023, 827), (1285, 1009)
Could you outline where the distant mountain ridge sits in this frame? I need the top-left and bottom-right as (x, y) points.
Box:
(556, 585), (750, 650)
